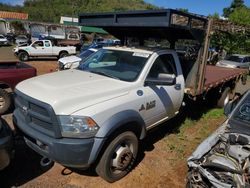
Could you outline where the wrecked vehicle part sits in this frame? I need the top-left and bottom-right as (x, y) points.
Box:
(187, 90), (250, 187)
(0, 118), (13, 170)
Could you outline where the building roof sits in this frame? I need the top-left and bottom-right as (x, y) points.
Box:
(63, 21), (108, 34)
(0, 11), (28, 20)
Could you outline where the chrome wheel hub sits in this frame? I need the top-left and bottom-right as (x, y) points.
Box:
(111, 144), (133, 172)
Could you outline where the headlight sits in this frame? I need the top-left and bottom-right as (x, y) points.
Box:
(58, 115), (99, 138)
(64, 62), (73, 69)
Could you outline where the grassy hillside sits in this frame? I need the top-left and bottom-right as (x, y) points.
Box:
(0, 0), (157, 23)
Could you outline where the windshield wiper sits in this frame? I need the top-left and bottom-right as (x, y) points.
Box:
(89, 70), (120, 80)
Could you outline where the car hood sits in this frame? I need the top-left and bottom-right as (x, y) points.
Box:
(217, 60), (240, 66)
(58, 55), (81, 65)
(16, 69), (131, 115)
(16, 39), (28, 42)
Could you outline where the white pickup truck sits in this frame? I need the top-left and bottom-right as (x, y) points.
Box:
(14, 46), (185, 182)
(13, 10), (248, 183)
(13, 40), (76, 61)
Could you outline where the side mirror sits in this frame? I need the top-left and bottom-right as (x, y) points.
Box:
(145, 73), (176, 86)
(32, 44), (36, 49)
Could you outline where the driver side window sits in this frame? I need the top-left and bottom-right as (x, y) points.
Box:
(147, 54), (177, 79)
(33, 41), (44, 47)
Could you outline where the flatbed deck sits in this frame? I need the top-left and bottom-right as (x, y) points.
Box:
(204, 65), (247, 91)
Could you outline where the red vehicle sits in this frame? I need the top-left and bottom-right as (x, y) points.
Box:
(0, 61), (36, 114)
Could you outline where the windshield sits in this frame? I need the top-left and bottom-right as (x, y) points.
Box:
(225, 55), (243, 63)
(78, 49), (150, 82)
(232, 93), (250, 124)
(78, 50), (95, 60)
(16, 36), (27, 40)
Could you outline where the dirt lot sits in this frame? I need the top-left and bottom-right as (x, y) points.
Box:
(0, 46), (249, 188)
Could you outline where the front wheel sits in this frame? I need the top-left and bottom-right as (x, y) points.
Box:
(96, 131), (138, 182)
(18, 51), (29, 61)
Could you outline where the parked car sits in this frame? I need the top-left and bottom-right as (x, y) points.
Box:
(58, 48), (98, 70)
(15, 35), (29, 46)
(0, 35), (8, 46)
(0, 117), (13, 170)
(13, 40), (76, 61)
(187, 90), (250, 187)
(0, 61), (36, 114)
(5, 33), (15, 44)
(216, 54), (250, 72)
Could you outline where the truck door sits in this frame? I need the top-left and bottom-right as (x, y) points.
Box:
(143, 53), (185, 127)
(30, 41), (45, 56)
(43, 40), (53, 56)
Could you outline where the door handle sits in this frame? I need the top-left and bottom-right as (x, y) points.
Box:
(42, 48), (44, 49)
(174, 83), (181, 90)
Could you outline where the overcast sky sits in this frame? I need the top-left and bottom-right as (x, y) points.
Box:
(1, 0), (250, 16)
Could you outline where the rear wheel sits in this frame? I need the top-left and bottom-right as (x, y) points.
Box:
(18, 51), (29, 61)
(58, 52), (68, 59)
(0, 89), (11, 115)
(96, 131), (138, 182)
(217, 87), (231, 108)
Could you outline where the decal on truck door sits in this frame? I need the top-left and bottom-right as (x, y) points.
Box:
(139, 100), (156, 111)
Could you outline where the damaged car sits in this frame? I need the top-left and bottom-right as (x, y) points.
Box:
(187, 90), (250, 188)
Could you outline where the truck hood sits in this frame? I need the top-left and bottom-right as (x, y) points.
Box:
(16, 69), (131, 114)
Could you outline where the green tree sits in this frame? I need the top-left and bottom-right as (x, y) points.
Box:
(229, 7), (250, 25)
(208, 13), (220, 19)
(0, 0), (157, 23)
(211, 31), (249, 54)
(223, 0), (245, 17)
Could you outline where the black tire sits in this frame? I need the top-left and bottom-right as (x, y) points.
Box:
(96, 131), (138, 182)
(18, 51), (29, 61)
(58, 51), (68, 59)
(0, 89), (11, 115)
(217, 87), (231, 108)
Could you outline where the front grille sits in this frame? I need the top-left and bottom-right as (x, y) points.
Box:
(58, 61), (64, 70)
(15, 90), (61, 138)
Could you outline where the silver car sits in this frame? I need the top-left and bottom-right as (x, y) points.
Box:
(15, 35), (29, 46)
(216, 54), (250, 72)
(187, 90), (250, 188)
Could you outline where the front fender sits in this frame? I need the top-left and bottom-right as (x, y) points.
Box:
(88, 110), (146, 164)
(96, 110), (146, 139)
